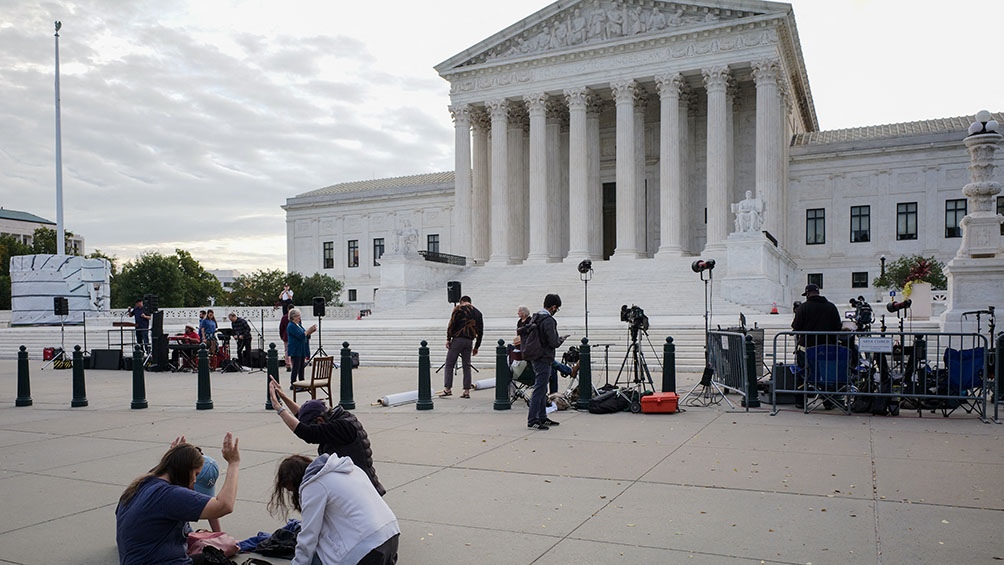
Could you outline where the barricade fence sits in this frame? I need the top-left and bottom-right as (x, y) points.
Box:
(700, 330), (756, 411)
(771, 330), (993, 422)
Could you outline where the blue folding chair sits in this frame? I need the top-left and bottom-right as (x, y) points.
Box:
(940, 347), (986, 419)
(803, 344), (853, 414)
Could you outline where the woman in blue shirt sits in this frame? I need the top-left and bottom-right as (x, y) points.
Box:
(286, 308), (316, 387)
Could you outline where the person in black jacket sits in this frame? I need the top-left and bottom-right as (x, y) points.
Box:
(521, 294), (566, 430)
(268, 378), (385, 496)
(791, 284), (843, 349)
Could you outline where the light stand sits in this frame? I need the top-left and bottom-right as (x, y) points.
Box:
(578, 259), (593, 339)
(309, 315), (327, 360)
(40, 313), (68, 371)
(244, 314), (264, 373)
(681, 259), (734, 408)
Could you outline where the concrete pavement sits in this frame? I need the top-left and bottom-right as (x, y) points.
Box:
(0, 360), (1002, 564)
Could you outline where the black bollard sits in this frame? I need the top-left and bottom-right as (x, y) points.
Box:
(131, 345), (148, 409)
(743, 334), (761, 408)
(71, 345), (88, 407)
(494, 339), (511, 411)
(662, 337), (677, 393)
(15, 345), (32, 407)
(417, 340), (433, 410)
(196, 344), (213, 410)
(339, 342), (355, 410)
(577, 338), (592, 411)
(265, 343), (278, 410)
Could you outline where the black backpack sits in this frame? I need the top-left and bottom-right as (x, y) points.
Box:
(517, 313), (544, 361)
(252, 528), (298, 558)
(588, 389), (630, 414)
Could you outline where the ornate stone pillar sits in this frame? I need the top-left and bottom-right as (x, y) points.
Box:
(655, 73), (685, 256)
(565, 87), (592, 260)
(449, 104), (472, 259)
(611, 79), (640, 258)
(634, 88), (648, 256)
(470, 107), (491, 264)
(507, 104), (527, 263)
(703, 66), (731, 249)
(487, 99), (510, 264)
(587, 97), (603, 258)
(752, 59), (783, 238)
(524, 93), (549, 262)
(546, 99), (565, 262)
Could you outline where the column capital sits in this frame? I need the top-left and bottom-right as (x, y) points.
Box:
(611, 79), (638, 105)
(702, 66), (731, 92)
(523, 93), (548, 115)
(470, 106), (491, 131)
(751, 58), (781, 86)
(546, 98), (567, 122)
(563, 87), (592, 110)
(655, 72), (685, 99)
(508, 102), (528, 127)
(486, 98), (510, 120)
(449, 104), (471, 127)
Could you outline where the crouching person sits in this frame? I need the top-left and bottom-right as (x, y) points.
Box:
(269, 454), (400, 565)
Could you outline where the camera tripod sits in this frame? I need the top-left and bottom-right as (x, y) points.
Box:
(309, 316), (328, 361)
(680, 264), (735, 408)
(40, 314), (69, 371)
(613, 325), (656, 412)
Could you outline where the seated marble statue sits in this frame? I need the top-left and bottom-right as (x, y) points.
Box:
(731, 190), (764, 233)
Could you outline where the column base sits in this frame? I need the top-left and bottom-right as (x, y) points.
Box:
(940, 256), (1004, 332)
(654, 245), (685, 258)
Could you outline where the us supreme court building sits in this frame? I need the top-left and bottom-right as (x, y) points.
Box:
(284, 0), (1002, 312)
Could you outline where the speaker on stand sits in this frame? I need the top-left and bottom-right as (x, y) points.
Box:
(447, 281), (461, 305)
(310, 297), (327, 359)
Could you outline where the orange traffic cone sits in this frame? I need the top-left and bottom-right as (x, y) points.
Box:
(770, 302), (779, 315)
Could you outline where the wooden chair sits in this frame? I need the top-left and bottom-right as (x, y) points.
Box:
(292, 356), (334, 407)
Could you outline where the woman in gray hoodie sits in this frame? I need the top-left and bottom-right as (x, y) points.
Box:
(268, 454), (400, 565)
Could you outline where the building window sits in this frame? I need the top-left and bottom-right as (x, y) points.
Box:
(805, 208), (825, 245)
(347, 289), (357, 302)
(322, 241), (334, 269)
(850, 205), (870, 243)
(427, 234), (440, 253)
(851, 272), (868, 288)
(897, 202), (918, 240)
(373, 238), (384, 266)
(347, 240), (359, 268)
(807, 273), (823, 289)
(945, 199), (966, 238)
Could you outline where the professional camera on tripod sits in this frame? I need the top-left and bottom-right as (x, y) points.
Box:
(847, 295), (874, 331)
(613, 304), (656, 410)
(620, 304), (650, 337)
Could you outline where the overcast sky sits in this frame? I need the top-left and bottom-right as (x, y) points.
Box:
(2, 0), (1001, 273)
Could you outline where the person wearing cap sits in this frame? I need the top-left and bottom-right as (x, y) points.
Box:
(193, 454), (222, 532)
(116, 433), (240, 565)
(525, 294), (566, 431)
(268, 378), (385, 496)
(791, 283), (843, 353)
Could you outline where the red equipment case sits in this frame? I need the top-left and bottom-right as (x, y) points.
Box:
(640, 392), (679, 414)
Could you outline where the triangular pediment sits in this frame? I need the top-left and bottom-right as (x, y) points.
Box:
(437, 0), (790, 72)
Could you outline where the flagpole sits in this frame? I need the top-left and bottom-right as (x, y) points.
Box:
(54, 20), (65, 256)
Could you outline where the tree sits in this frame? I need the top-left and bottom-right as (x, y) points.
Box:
(85, 249), (119, 277)
(0, 234), (33, 310)
(31, 227), (78, 255)
(873, 254), (947, 291)
(228, 269), (289, 306)
(113, 252), (185, 308)
(299, 272), (344, 307)
(175, 249), (225, 307)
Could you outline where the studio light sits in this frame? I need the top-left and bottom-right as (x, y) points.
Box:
(691, 259), (716, 273)
(887, 299), (912, 313)
(577, 259), (593, 338)
(577, 259), (593, 275)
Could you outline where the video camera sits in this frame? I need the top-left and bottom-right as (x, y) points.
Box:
(620, 304), (650, 333)
(847, 295), (874, 330)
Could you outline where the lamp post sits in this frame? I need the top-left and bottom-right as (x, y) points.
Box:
(53, 21), (65, 256)
(577, 259), (593, 339)
(880, 254), (886, 279)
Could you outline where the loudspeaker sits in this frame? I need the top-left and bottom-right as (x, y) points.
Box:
(313, 296), (326, 317)
(249, 349), (266, 368)
(152, 311), (164, 336)
(447, 280), (461, 303)
(143, 294), (158, 315)
(771, 363), (798, 404)
(53, 297), (69, 316)
(91, 349), (123, 370)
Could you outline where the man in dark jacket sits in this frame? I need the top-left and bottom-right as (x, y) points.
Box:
(791, 284), (843, 349)
(268, 380), (385, 496)
(522, 294), (566, 430)
(441, 295), (484, 398)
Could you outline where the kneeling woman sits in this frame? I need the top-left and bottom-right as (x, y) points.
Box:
(116, 433), (240, 565)
(269, 454), (400, 565)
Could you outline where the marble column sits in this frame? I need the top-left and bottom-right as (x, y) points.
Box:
(565, 87), (591, 260)
(507, 104), (527, 263)
(524, 93), (549, 262)
(487, 99), (510, 264)
(586, 97), (603, 258)
(546, 99), (564, 261)
(449, 104), (472, 259)
(655, 73), (684, 256)
(703, 66), (731, 249)
(611, 79), (640, 258)
(470, 107), (491, 264)
(752, 59), (783, 238)
(634, 88), (648, 256)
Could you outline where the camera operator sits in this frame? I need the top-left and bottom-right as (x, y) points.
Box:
(791, 283), (842, 360)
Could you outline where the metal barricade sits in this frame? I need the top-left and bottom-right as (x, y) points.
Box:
(681, 329), (756, 411)
(770, 330), (991, 422)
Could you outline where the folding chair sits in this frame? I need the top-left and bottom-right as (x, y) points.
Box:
(803, 344), (853, 414)
(507, 347), (535, 406)
(940, 347), (986, 419)
(292, 355), (334, 407)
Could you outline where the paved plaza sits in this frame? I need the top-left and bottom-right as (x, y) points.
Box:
(0, 360), (1002, 564)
